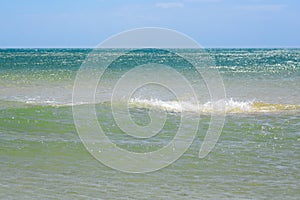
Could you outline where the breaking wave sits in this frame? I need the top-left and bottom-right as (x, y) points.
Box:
(129, 98), (300, 114)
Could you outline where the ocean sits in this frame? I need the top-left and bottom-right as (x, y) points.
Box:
(0, 48), (299, 199)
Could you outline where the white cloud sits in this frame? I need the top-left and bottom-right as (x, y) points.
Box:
(155, 2), (184, 9)
(184, 0), (222, 3)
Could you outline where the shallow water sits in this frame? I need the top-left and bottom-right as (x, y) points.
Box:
(0, 48), (299, 199)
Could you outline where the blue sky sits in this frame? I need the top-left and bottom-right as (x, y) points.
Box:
(1, 0), (299, 48)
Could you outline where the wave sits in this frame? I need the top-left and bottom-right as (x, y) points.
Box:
(129, 98), (300, 114)
(1, 97), (299, 114)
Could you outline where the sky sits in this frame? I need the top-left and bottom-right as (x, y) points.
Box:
(1, 0), (300, 48)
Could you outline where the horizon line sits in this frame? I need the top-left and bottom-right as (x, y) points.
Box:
(1, 46), (300, 49)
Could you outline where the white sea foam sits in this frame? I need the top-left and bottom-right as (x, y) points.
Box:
(129, 97), (299, 114)
(2, 96), (298, 113)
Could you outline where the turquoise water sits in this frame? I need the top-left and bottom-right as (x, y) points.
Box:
(0, 49), (300, 199)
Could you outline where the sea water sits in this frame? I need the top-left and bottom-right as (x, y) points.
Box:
(0, 49), (299, 199)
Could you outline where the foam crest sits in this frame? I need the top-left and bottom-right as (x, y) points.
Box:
(129, 98), (300, 114)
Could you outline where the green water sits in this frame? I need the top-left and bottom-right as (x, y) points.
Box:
(0, 49), (300, 199)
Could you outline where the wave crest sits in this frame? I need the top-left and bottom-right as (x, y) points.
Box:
(129, 98), (300, 114)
